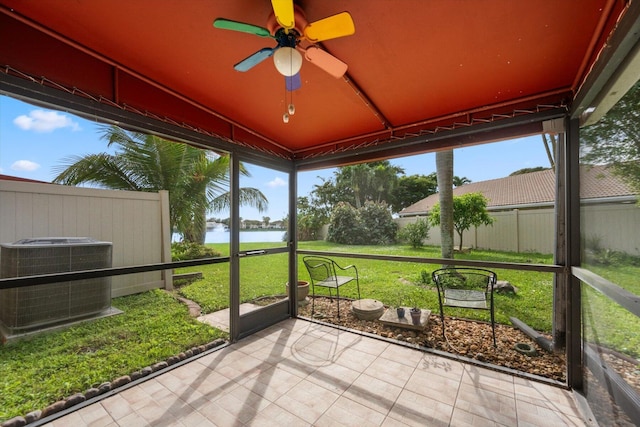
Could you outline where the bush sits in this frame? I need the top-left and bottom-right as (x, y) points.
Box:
(398, 218), (430, 248)
(327, 202), (365, 244)
(171, 242), (221, 261)
(359, 201), (397, 244)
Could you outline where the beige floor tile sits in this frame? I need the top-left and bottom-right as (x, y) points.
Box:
(115, 411), (151, 427)
(75, 402), (114, 426)
(454, 382), (517, 425)
(450, 407), (506, 427)
(244, 401), (309, 427)
(100, 394), (136, 421)
(387, 388), (453, 427)
(379, 343), (425, 369)
(462, 365), (515, 398)
(274, 378), (340, 424)
(415, 353), (466, 381)
(306, 361), (362, 394)
(347, 335), (390, 356)
(405, 365), (461, 406)
(343, 372), (403, 413)
(333, 346), (379, 372)
(363, 356), (416, 388)
(516, 399), (584, 426)
(314, 395), (387, 427)
(36, 318), (589, 427)
(240, 365), (305, 402)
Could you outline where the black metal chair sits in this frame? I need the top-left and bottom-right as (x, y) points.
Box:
(303, 256), (361, 320)
(432, 267), (497, 346)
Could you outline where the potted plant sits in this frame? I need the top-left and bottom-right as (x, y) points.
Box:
(409, 288), (422, 325)
(286, 280), (309, 302)
(394, 289), (406, 318)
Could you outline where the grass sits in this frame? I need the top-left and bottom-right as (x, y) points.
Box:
(2, 242), (637, 422)
(179, 241), (556, 331)
(0, 289), (226, 422)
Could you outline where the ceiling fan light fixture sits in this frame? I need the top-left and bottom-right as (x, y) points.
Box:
(273, 47), (303, 76)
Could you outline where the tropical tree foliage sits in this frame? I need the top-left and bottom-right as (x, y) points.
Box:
(452, 176), (472, 187)
(390, 173), (438, 212)
(334, 161), (405, 209)
(53, 126), (267, 243)
(429, 192), (494, 251)
(580, 79), (640, 197)
(326, 201), (396, 245)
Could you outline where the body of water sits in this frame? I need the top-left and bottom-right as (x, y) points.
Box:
(173, 228), (285, 244)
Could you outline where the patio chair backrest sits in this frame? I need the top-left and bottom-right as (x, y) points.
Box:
(303, 257), (337, 284)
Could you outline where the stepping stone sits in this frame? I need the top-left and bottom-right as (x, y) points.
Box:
(351, 299), (385, 321)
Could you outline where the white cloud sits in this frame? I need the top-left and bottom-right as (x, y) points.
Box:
(13, 109), (80, 133)
(266, 177), (287, 188)
(11, 160), (41, 171)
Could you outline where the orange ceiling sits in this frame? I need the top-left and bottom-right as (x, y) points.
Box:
(0, 0), (627, 160)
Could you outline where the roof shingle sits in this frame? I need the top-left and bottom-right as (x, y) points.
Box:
(399, 165), (636, 215)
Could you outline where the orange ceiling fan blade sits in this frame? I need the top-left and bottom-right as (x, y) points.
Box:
(304, 46), (348, 78)
(271, 0), (295, 30)
(304, 12), (355, 42)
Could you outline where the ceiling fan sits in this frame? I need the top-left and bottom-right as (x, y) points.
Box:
(213, 0), (355, 93)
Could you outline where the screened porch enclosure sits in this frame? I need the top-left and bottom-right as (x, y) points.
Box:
(1, 1), (640, 425)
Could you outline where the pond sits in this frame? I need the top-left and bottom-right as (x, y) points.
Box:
(173, 228), (285, 244)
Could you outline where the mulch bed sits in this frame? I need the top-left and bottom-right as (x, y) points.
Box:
(297, 296), (567, 382)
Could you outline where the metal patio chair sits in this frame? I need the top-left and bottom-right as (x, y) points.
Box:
(303, 256), (361, 320)
(432, 267), (498, 346)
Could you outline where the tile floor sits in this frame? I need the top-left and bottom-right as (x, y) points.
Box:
(42, 318), (586, 426)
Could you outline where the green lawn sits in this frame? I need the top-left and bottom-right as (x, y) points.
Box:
(0, 290), (226, 422)
(179, 241), (556, 332)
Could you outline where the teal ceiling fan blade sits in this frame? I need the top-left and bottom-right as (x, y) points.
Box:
(234, 47), (276, 72)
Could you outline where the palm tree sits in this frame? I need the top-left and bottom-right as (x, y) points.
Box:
(436, 150), (455, 260)
(53, 125), (268, 243)
(452, 175), (471, 187)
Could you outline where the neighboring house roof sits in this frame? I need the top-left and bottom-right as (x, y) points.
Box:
(399, 165), (636, 216)
(0, 174), (50, 184)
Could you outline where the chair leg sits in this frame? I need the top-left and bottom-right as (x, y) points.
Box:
(491, 308), (497, 347)
(311, 284), (315, 317)
(336, 286), (340, 320)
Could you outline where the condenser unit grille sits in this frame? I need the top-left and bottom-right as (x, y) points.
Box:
(0, 238), (112, 334)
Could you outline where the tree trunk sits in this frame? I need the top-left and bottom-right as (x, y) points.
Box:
(436, 150), (455, 261)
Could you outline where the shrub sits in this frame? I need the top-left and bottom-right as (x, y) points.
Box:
(326, 202), (365, 244)
(359, 201), (397, 245)
(398, 218), (430, 248)
(171, 242), (221, 261)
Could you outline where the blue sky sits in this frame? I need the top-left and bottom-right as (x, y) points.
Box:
(1, 95), (551, 221)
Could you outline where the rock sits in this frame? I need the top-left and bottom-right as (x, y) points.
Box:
(24, 410), (42, 424)
(152, 361), (168, 372)
(111, 376), (131, 388)
(97, 382), (111, 394)
(1, 416), (27, 427)
(167, 356), (180, 365)
(475, 353), (485, 362)
(141, 366), (153, 376)
(41, 400), (66, 418)
(130, 371), (143, 381)
(65, 393), (86, 408)
(84, 388), (100, 399)
(493, 280), (518, 294)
